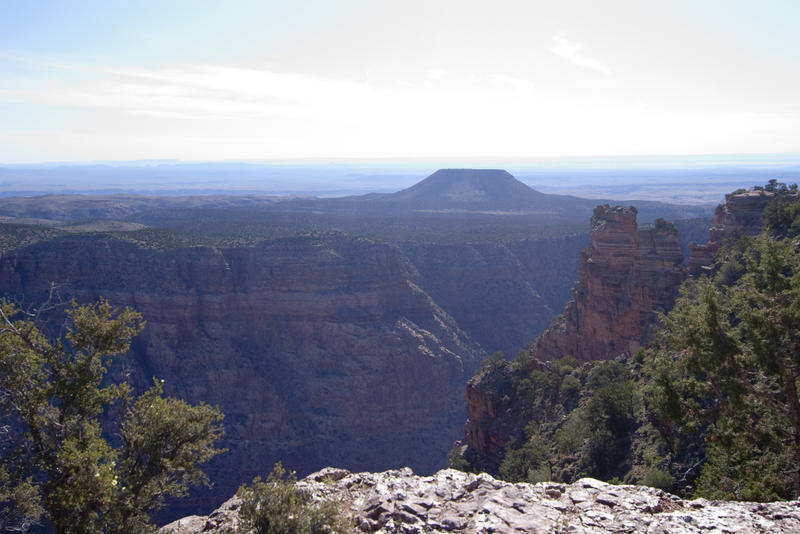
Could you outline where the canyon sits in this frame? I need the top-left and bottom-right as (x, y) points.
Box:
(0, 233), (486, 517)
(0, 169), (714, 521)
(0, 229), (586, 518)
(460, 189), (777, 473)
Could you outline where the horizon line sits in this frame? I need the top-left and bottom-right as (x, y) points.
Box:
(3, 151), (800, 168)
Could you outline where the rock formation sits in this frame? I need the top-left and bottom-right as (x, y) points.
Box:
(347, 168), (713, 222)
(161, 467), (800, 534)
(531, 206), (685, 363)
(688, 189), (793, 273)
(0, 233), (485, 520)
(458, 190), (787, 483)
(459, 206), (686, 471)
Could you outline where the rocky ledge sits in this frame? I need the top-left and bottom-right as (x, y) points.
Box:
(161, 468), (800, 533)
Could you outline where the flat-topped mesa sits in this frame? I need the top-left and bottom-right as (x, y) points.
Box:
(688, 189), (793, 273)
(532, 205), (684, 363)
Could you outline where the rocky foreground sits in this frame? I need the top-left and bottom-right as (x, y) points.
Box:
(161, 468), (800, 533)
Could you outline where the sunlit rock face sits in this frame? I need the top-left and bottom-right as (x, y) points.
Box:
(161, 467), (800, 534)
(531, 205), (685, 364)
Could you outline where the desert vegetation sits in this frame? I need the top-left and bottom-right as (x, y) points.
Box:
(0, 300), (224, 533)
(455, 185), (800, 502)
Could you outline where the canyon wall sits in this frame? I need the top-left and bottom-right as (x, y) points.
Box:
(400, 235), (586, 357)
(460, 205), (689, 472)
(0, 233), (486, 519)
(460, 192), (784, 474)
(530, 205), (685, 363)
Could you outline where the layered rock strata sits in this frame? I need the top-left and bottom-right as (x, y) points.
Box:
(0, 233), (485, 519)
(161, 467), (800, 534)
(531, 206), (685, 363)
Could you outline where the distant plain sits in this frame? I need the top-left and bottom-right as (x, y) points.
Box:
(2, 154), (799, 204)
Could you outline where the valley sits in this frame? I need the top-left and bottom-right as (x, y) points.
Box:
(0, 169), (715, 522)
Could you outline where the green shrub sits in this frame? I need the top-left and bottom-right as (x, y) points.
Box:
(641, 468), (674, 492)
(0, 300), (225, 534)
(559, 374), (581, 400)
(447, 444), (471, 472)
(480, 350), (507, 372)
(499, 434), (550, 483)
(236, 463), (354, 534)
(553, 410), (587, 455)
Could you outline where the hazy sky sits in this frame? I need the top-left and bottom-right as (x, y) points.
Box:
(1, 0), (799, 162)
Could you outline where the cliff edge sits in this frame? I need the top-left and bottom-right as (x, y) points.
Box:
(161, 467), (800, 534)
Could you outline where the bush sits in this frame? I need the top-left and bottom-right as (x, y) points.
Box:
(480, 350), (507, 372)
(641, 468), (674, 492)
(553, 410), (587, 455)
(559, 374), (581, 400)
(235, 463), (354, 534)
(499, 434), (550, 483)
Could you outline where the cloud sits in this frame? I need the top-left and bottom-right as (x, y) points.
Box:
(0, 60), (374, 122)
(489, 74), (536, 93)
(427, 68), (448, 82)
(550, 33), (611, 75)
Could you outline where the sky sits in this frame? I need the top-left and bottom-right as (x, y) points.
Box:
(1, 0), (799, 163)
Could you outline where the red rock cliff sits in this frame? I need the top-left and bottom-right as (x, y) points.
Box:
(460, 206), (685, 469)
(461, 191), (788, 471)
(531, 206), (684, 362)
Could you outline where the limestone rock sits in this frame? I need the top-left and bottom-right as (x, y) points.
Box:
(161, 468), (800, 534)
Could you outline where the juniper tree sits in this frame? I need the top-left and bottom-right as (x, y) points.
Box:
(649, 234), (800, 500)
(0, 299), (225, 533)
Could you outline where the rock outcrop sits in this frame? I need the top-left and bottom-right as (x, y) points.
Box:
(161, 467), (800, 534)
(531, 206), (685, 363)
(459, 206), (686, 471)
(460, 364), (518, 472)
(0, 233), (485, 520)
(688, 189), (791, 273)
